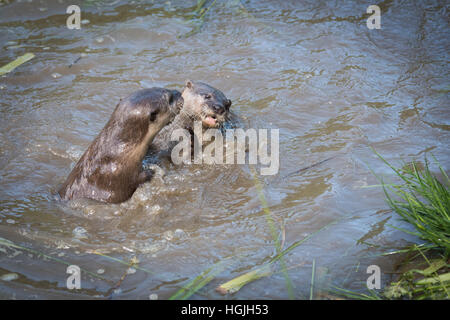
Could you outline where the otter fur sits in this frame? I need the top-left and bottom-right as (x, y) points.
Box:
(59, 88), (183, 203)
(150, 80), (234, 155)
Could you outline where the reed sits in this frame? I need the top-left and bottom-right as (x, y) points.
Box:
(216, 218), (341, 296)
(0, 53), (34, 76)
(169, 257), (232, 300)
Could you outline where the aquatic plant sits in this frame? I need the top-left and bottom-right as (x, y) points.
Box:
(216, 217), (341, 297)
(374, 151), (450, 254)
(335, 151), (449, 300)
(169, 257), (232, 300)
(0, 53), (34, 76)
(383, 245), (449, 299)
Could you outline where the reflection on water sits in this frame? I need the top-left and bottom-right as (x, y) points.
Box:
(0, 0), (448, 299)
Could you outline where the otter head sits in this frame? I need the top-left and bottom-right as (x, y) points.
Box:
(120, 88), (184, 145)
(181, 80), (232, 128)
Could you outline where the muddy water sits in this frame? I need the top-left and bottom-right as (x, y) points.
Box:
(0, 0), (448, 299)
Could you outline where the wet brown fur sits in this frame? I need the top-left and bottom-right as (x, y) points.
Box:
(59, 88), (183, 203)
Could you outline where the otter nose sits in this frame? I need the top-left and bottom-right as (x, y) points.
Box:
(212, 104), (225, 114)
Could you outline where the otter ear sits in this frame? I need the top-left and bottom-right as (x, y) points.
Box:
(225, 99), (232, 109)
(185, 80), (194, 89)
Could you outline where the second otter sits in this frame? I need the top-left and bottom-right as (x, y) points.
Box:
(150, 80), (233, 154)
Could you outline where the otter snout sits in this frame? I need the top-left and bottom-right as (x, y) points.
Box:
(210, 104), (226, 115)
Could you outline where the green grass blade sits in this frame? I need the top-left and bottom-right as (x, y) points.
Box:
(216, 265), (272, 295)
(216, 218), (342, 295)
(250, 165), (295, 299)
(169, 258), (231, 300)
(0, 53), (35, 76)
(310, 259), (316, 300)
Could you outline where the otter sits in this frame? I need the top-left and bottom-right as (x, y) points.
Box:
(58, 88), (183, 203)
(150, 80), (233, 155)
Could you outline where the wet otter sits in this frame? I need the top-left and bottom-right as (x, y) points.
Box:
(59, 88), (183, 203)
(150, 80), (233, 154)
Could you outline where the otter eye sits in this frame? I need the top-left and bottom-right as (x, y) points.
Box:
(150, 110), (158, 122)
(204, 94), (212, 100)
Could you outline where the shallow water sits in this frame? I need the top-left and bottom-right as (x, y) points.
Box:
(0, 0), (449, 299)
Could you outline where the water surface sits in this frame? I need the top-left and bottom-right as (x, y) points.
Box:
(0, 0), (449, 299)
